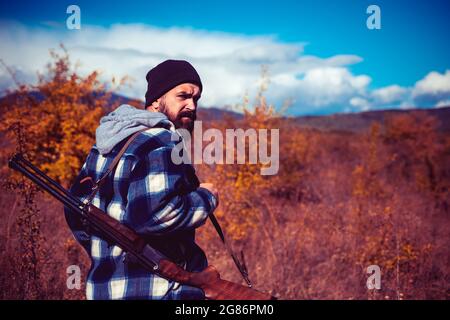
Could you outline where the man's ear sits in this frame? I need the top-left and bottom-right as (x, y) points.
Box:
(146, 98), (160, 112)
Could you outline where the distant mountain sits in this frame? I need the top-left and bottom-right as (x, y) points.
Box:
(293, 106), (450, 133)
(1, 91), (448, 133)
(197, 107), (243, 121)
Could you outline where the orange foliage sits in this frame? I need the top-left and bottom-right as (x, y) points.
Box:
(0, 46), (125, 186)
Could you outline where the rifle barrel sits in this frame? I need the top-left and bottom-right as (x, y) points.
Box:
(8, 155), (145, 263)
(8, 155), (83, 214)
(12, 154), (81, 204)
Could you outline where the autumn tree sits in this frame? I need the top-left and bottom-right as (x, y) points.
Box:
(0, 46), (125, 299)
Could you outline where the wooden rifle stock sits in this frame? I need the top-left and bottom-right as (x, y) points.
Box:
(87, 204), (276, 300)
(158, 261), (275, 300)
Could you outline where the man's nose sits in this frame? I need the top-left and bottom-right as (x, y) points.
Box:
(185, 98), (197, 111)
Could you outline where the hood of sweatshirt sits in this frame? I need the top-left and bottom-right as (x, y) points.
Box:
(95, 104), (173, 155)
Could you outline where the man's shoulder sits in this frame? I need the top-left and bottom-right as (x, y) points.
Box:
(87, 126), (179, 166)
(127, 127), (180, 156)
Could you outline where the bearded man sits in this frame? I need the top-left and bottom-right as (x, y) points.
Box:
(65, 60), (218, 300)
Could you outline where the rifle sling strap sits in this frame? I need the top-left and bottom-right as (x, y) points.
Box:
(208, 212), (252, 287)
(82, 127), (252, 287)
(82, 129), (146, 204)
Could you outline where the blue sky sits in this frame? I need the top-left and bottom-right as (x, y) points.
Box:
(1, 0), (449, 115)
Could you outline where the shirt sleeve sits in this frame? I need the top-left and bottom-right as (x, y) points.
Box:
(125, 144), (218, 236)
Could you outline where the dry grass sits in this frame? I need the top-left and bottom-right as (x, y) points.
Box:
(0, 51), (448, 300)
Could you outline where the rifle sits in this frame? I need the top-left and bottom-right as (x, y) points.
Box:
(9, 153), (277, 300)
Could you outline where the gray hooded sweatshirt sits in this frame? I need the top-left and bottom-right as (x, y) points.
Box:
(95, 104), (173, 155)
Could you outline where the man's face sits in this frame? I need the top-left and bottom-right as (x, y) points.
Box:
(150, 83), (201, 132)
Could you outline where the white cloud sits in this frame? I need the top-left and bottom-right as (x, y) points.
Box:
(413, 70), (450, 97)
(269, 67), (371, 111)
(0, 20), (447, 115)
(371, 85), (408, 104)
(347, 70), (450, 112)
(350, 97), (371, 111)
(435, 99), (450, 108)
(0, 20), (372, 114)
(411, 70), (450, 106)
(298, 67), (370, 106)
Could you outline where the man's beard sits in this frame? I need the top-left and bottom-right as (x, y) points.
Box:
(174, 109), (196, 132)
(160, 100), (196, 132)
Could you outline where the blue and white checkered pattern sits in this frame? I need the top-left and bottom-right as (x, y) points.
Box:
(65, 126), (217, 300)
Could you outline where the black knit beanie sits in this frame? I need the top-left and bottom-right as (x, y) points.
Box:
(144, 59), (203, 107)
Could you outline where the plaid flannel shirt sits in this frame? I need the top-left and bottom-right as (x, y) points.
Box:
(65, 125), (217, 300)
